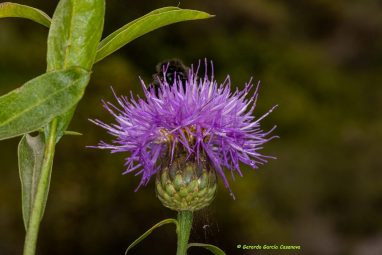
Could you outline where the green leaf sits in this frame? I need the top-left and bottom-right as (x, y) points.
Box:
(97, 6), (178, 51)
(96, 7), (213, 62)
(63, 130), (82, 136)
(47, 0), (105, 71)
(18, 133), (48, 230)
(46, 0), (105, 139)
(0, 68), (90, 140)
(188, 243), (227, 255)
(125, 218), (178, 254)
(45, 105), (77, 143)
(0, 2), (51, 27)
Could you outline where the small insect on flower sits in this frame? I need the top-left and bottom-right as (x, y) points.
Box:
(151, 59), (189, 95)
(90, 59), (277, 209)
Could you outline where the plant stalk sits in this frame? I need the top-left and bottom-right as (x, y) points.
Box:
(176, 210), (193, 255)
(23, 119), (58, 255)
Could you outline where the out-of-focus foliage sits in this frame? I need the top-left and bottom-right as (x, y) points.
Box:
(1, 0), (382, 255)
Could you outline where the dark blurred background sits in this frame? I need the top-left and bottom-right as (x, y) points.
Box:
(1, 0), (382, 254)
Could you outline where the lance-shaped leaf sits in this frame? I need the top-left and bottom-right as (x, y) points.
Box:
(96, 6), (179, 58)
(18, 133), (46, 230)
(188, 243), (226, 255)
(46, 0), (105, 140)
(125, 218), (178, 254)
(0, 2), (51, 27)
(0, 68), (90, 140)
(96, 7), (213, 62)
(47, 0), (105, 71)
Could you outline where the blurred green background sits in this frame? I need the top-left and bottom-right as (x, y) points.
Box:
(1, 0), (382, 254)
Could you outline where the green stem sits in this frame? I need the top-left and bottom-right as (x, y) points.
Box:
(176, 211), (193, 255)
(23, 119), (58, 255)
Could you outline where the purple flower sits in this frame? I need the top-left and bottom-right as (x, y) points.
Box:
(90, 60), (277, 195)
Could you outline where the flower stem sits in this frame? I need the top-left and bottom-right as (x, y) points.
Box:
(23, 119), (58, 255)
(176, 211), (193, 255)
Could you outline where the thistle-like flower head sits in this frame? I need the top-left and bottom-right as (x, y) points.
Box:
(91, 60), (277, 197)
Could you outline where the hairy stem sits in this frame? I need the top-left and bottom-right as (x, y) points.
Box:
(176, 211), (193, 255)
(23, 119), (58, 255)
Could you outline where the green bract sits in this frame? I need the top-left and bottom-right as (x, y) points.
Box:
(156, 154), (217, 211)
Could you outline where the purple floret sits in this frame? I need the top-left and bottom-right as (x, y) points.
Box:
(90, 60), (277, 195)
